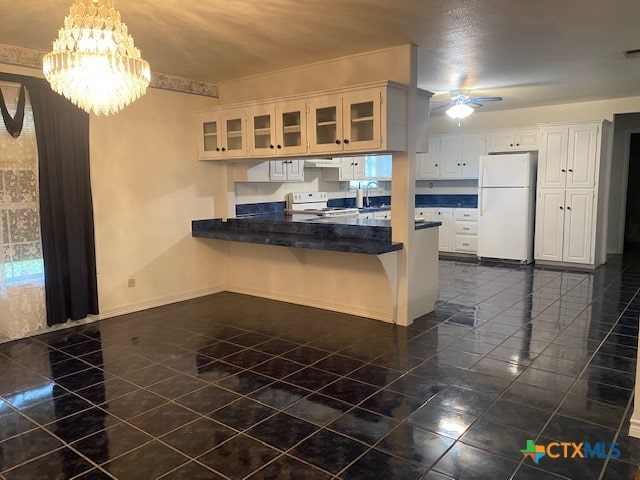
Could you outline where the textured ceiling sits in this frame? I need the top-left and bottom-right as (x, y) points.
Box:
(1, 0), (640, 111)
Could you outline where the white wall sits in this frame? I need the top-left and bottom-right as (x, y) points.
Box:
(90, 88), (228, 318)
(416, 179), (478, 195)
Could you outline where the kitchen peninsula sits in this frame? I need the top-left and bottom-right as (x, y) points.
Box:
(192, 214), (440, 324)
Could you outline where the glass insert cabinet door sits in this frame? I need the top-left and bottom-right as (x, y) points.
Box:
(277, 101), (307, 155)
(197, 112), (224, 159)
(307, 95), (344, 153)
(343, 90), (382, 152)
(225, 114), (246, 154)
(248, 106), (276, 157)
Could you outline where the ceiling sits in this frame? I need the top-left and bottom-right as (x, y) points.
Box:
(2, 0), (640, 112)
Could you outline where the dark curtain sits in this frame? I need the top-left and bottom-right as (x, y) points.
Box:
(0, 73), (99, 325)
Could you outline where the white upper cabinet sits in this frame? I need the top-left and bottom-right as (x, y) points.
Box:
(277, 101), (308, 156)
(538, 127), (568, 189)
(308, 88), (384, 153)
(417, 138), (440, 179)
(196, 109), (247, 159)
(196, 82), (426, 160)
(247, 101), (308, 157)
(417, 134), (484, 180)
(461, 134), (486, 178)
(566, 124), (598, 188)
(439, 137), (464, 178)
(307, 94), (345, 154)
(538, 123), (599, 189)
(486, 129), (540, 152)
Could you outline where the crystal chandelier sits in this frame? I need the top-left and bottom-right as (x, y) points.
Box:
(43, 0), (150, 115)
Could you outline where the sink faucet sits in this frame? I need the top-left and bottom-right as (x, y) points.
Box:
(364, 181), (379, 207)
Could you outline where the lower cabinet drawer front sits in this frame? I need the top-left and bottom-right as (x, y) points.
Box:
(454, 209), (478, 221)
(455, 221), (478, 235)
(454, 235), (478, 252)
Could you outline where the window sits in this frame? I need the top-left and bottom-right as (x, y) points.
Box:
(0, 83), (44, 286)
(348, 154), (392, 189)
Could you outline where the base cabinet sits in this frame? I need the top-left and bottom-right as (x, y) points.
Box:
(535, 189), (594, 264)
(416, 208), (477, 254)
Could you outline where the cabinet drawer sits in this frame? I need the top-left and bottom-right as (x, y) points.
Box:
(454, 209), (478, 221)
(455, 221), (478, 235)
(454, 235), (478, 252)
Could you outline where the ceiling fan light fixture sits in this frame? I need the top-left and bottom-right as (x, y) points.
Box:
(43, 0), (150, 115)
(445, 102), (474, 120)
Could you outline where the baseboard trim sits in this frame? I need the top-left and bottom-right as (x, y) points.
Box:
(628, 418), (640, 438)
(228, 285), (393, 323)
(98, 284), (227, 320)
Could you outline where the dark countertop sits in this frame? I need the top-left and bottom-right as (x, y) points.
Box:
(192, 215), (440, 255)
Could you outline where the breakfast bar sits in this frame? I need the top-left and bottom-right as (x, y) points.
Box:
(192, 215), (440, 324)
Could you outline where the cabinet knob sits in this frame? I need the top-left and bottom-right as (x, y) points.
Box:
(510, 143), (514, 147)
(344, 139), (350, 144)
(335, 139), (341, 145)
(561, 169), (566, 173)
(269, 145), (274, 149)
(559, 206), (564, 210)
(457, 163), (461, 166)
(221, 147), (226, 152)
(516, 143), (520, 146)
(568, 168), (573, 172)
(567, 206), (571, 210)
(462, 163), (466, 166)
(354, 162), (358, 166)
(215, 148), (220, 152)
(277, 145), (282, 149)
(435, 164), (438, 167)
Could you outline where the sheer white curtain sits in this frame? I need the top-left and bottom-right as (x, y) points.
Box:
(0, 82), (46, 342)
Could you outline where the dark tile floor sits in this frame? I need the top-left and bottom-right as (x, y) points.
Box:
(0, 256), (639, 479)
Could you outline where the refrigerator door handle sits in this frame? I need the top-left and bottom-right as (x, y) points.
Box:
(479, 189), (484, 216)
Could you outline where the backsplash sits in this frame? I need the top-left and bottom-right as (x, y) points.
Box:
(415, 194), (478, 208)
(235, 194), (478, 216)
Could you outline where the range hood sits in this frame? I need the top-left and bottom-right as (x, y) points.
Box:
(304, 158), (341, 168)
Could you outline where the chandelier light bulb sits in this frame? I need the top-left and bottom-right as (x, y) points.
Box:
(43, 0), (150, 115)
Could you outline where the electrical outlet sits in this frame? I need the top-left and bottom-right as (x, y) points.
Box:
(127, 275), (135, 288)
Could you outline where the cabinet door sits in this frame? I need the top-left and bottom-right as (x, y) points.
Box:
(307, 95), (343, 154)
(461, 134), (485, 178)
(343, 90), (382, 152)
(566, 124), (598, 189)
(221, 109), (247, 158)
(417, 138), (440, 179)
(538, 127), (568, 189)
(276, 101), (308, 155)
(339, 158), (354, 181)
(286, 160), (305, 182)
(562, 190), (594, 264)
(196, 112), (224, 160)
(439, 137), (463, 178)
(437, 209), (453, 251)
(535, 189), (565, 262)
(487, 132), (515, 152)
(352, 156), (366, 179)
(269, 161), (287, 181)
(514, 129), (540, 150)
(247, 105), (276, 157)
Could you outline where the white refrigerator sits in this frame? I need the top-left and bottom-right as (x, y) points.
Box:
(478, 153), (537, 263)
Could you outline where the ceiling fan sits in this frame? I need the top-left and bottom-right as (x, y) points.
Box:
(432, 90), (503, 123)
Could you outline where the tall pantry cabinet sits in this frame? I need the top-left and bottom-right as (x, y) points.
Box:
(534, 121), (612, 267)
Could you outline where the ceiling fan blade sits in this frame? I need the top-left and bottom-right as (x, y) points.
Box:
(469, 102), (483, 108)
(431, 104), (451, 111)
(469, 96), (503, 103)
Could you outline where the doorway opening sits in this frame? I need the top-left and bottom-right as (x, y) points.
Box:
(624, 133), (640, 253)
